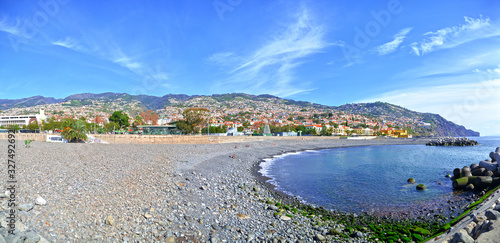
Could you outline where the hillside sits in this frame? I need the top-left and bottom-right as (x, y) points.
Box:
(0, 93), (479, 137)
(334, 102), (479, 137)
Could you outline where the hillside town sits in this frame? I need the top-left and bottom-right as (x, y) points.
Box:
(0, 96), (439, 138)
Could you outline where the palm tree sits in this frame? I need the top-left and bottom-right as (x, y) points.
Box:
(61, 120), (88, 143)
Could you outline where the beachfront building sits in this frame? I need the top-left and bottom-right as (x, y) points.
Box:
(393, 130), (410, 138)
(353, 127), (374, 136)
(138, 125), (179, 135)
(0, 108), (46, 127)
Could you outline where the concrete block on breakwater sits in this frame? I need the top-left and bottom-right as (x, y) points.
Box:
(452, 147), (500, 190)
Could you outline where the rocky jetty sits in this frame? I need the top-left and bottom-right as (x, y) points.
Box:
(452, 147), (500, 190)
(426, 137), (478, 146)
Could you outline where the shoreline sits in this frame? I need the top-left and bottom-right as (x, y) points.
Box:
(0, 137), (486, 242)
(250, 140), (477, 220)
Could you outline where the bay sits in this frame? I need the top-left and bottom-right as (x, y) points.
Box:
(260, 136), (500, 214)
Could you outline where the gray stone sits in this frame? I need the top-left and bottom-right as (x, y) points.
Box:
(353, 231), (364, 238)
(15, 221), (27, 232)
(35, 196), (47, 206)
(18, 203), (34, 212)
(38, 236), (50, 243)
(494, 204), (500, 211)
(450, 231), (474, 243)
(479, 160), (498, 172)
(490, 152), (500, 162)
(264, 230), (274, 237)
(105, 215), (114, 226)
(485, 209), (500, 220)
(314, 234), (326, 242)
(0, 234), (5, 243)
(269, 205), (278, 211)
(4, 234), (25, 243)
(476, 218), (500, 242)
(465, 221), (476, 236)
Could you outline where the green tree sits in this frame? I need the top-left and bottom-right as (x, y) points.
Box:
(182, 108), (210, 134)
(237, 126), (244, 132)
(61, 120), (88, 143)
(176, 120), (193, 134)
(320, 124), (331, 136)
(104, 122), (120, 133)
(109, 111), (130, 128)
(134, 115), (144, 126)
(26, 120), (39, 131)
(9, 124), (21, 133)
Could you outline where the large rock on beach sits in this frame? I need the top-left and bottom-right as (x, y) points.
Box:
(450, 231), (474, 243)
(490, 152), (500, 162)
(416, 184), (426, 190)
(485, 171), (494, 177)
(485, 209), (500, 220)
(454, 168), (462, 179)
(474, 176), (493, 188)
(461, 166), (472, 177)
(479, 160), (498, 172)
(472, 168), (486, 176)
(470, 163), (479, 170)
(475, 218), (500, 243)
(453, 176), (477, 189)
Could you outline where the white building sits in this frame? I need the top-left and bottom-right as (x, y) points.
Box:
(0, 109), (46, 127)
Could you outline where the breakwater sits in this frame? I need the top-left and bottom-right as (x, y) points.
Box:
(426, 137), (478, 146)
(442, 146), (500, 242)
(452, 147), (500, 190)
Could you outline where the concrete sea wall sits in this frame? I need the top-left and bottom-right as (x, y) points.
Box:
(0, 133), (339, 144)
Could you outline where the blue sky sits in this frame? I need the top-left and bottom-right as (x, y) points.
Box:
(1, 0), (499, 135)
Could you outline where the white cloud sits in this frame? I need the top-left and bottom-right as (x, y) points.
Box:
(359, 79), (500, 136)
(411, 16), (500, 56)
(52, 37), (84, 51)
(211, 8), (328, 97)
(0, 16), (22, 36)
(376, 27), (412, 55)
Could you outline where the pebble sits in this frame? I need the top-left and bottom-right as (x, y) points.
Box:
(314, 234), (326, 242)
(35, 196), (47, 206)
(18, 203), (34, 212)
(105, 215), (115, 226)
(3, 139), (446, 242)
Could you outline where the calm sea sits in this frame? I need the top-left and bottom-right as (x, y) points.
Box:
(260, 136), (500, 214)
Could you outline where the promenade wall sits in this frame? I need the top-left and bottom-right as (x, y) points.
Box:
(0, 133), (339, 144)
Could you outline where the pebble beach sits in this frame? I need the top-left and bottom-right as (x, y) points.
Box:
(0, 137), (476, 242)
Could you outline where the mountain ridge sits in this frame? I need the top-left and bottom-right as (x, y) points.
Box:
(0, 92), (479, 137)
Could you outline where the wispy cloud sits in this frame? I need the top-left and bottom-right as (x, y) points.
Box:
(376, 27), (412, 55)
(210, 8), (328, 97)
(411, 16), (500, 56)
(0, 16), (22, 36)
(52, 37), (84, 51)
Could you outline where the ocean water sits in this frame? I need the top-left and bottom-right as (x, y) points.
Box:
(260, 137), (500, 214)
